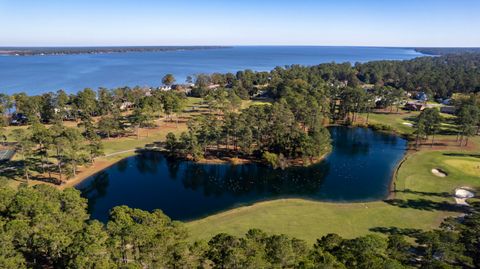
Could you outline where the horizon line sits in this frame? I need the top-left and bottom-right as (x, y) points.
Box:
(0, 44), (479, 49)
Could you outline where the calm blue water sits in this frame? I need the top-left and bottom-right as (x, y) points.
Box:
(0, 46), (423, 95)
(77, 127), (407, 222)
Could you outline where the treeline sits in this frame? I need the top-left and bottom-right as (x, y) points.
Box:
(356, 54), (480, 97)
(414, 47), (480, 56)
(0, 87), (186, 126)
(0, 183), (479, 269)
(1, 46), (229, 56)
(189, 54), (480, 99)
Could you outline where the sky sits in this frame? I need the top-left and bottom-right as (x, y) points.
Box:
(0, 0), (479, 47)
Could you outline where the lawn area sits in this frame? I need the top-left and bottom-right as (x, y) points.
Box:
(359, 111), (419, 134)
(101, 123), (187, 155)
(240, 99), (272, 109)
(101, 97), (269, 155)
(186, 150), (480, 244)
(359, 109), (460, 138)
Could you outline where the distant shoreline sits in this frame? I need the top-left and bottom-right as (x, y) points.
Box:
(0, 46), (231, 56)
(413, 47), (480, 56)
(1, 46), (479, 57)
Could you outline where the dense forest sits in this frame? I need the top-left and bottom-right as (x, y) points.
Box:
(0, 182), (479, 269)
(188, 53), (480, 99)
(166, 87), (332, 168)
(414, 47), (480, 56)
(355, 54), (480, 97)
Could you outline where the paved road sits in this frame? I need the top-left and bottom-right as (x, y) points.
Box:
(103, 146), (162, 158)
(103, 149), (137, 158)
(0, 149), (14, 161)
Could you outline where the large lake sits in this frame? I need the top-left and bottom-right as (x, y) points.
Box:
(77, 127), (407, 222)
(0, 46), (423, 95)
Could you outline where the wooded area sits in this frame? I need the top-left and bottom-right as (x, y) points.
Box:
(0, 183), (479, 269)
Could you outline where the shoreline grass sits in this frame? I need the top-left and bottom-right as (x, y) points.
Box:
(186, 150), (479, 243)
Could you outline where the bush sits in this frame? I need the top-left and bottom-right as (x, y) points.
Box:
(262, 151), (287, 169)
(368, 123), (394, 132)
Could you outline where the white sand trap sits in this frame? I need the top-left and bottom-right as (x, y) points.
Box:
(402, 122), (413, 127)
(431, 168), (447, 177)
(454, 188), (475, 206)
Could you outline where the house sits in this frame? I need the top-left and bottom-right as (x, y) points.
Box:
(159, 85), (172, 91)
(404, 102), (426, 111)
(120, 101), (134, 111)
(442, 99), (453, 105)
(10, 113), (28, 125)
(440, 106), (456, 114)
(167, 84), (193, 94)
(415, 92), (428, 102)
(207, 84), (221, 90)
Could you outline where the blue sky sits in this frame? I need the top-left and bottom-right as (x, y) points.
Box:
(0, 0), (479, 47)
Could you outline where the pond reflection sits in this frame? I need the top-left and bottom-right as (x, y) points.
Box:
(77, 127), (407, 221)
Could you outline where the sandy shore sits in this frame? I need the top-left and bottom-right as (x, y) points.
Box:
(59, 159), (117, 189)
(59, 149), (142, 189)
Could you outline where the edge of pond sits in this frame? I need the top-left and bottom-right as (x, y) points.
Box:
(67, 151), (139, 190)
(73, 126), (410, 221)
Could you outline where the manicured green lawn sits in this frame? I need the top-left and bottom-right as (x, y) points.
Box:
(186, 150), (480, 244)
(359, 110), (460, 137)
(360, 111), (419, 134)
(101, 124), (187, 155)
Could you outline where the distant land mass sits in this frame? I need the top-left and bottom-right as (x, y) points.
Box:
(2, 46), (480, 57)
(0, 46), (230, 56)
(414, 47), (480, 55)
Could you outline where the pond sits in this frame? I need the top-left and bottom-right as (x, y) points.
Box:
(76, 127), (407, 222)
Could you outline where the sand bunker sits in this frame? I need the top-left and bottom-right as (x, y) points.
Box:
(402, 122), (413, 127)
(431, 168), (447, 177)
(455, 188), (475, 199)
(454, 188), (475, 206)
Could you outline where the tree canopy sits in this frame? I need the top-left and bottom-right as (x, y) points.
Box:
(0, 183), (479, 268)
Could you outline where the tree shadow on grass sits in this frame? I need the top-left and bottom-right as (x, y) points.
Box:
(384, 198), (468, 213)
(443, 153), (480, 158)
(0, 160), (24, 179)
(1, 159), (63, 185)
(369, 226), (423, 237)
(395, 188), (452, 198)
(403, 116), (418, 122)
(417, 141), (450, 147)
(437, 129), (459, 136)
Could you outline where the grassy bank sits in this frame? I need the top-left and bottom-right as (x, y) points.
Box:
(187, 146), (479, 244)
(187, 109), (479, 243)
